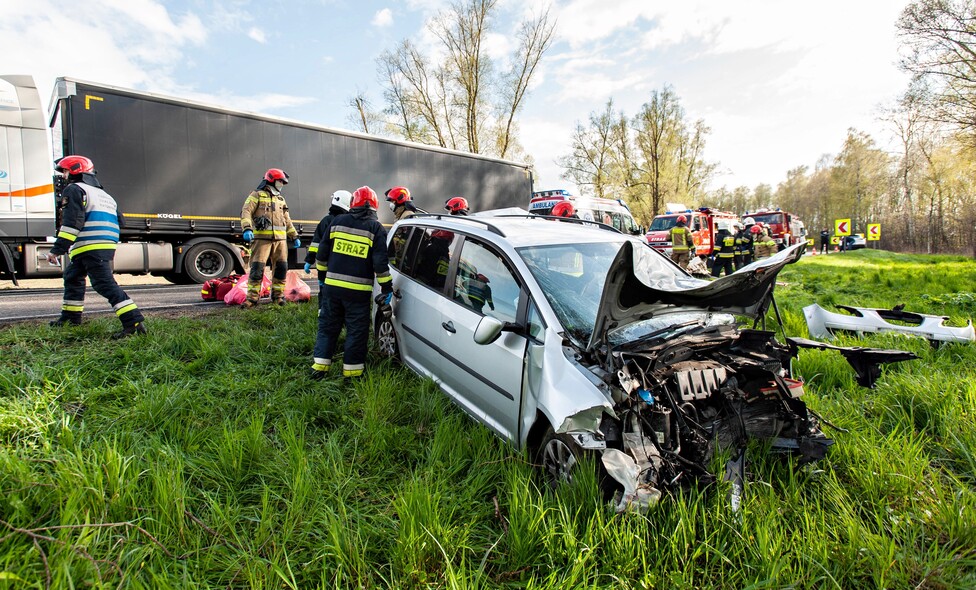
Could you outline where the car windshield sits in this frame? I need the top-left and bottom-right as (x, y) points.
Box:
(519, 242), (622, 343)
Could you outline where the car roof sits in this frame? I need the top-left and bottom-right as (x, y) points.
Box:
(396, 213), (633, 249)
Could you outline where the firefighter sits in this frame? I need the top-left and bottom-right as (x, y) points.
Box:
(446, 196), (470, 215)
(304, 190), (352, 275)
(466, 273), (494, 313)
(386, 186), (418, 220)
(734, 221), (753, 269)
(305, 190), (352, 335)
(240, 168), (299, 307)
(753, 224), (775, 259)
(417, 230), (453, 289)
(310, 186), (393, 380)
(551, 201), (578, 218)
(711, 221), (736, 277)
(819, 227), (830, 254)
(46, 155), (147, 338)
(669, 215), (694, 269)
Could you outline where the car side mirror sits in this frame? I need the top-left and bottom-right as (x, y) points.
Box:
(474, 316), (504, 344)
(473, 316), (523, 344)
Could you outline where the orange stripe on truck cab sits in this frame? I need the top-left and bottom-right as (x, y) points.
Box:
(0, 184), (55, 198)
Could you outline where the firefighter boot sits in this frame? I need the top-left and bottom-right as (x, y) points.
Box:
(112, 321), (147, 339)
(50, 313), (82, 327)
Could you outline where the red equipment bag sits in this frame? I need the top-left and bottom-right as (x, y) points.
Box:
(201, 274), (241, 301)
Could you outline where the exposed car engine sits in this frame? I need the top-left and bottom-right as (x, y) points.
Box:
(588, 324), (833, 510)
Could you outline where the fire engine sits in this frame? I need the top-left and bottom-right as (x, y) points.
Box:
(743, 208), (807, 249)
(645, 207), (739, 256)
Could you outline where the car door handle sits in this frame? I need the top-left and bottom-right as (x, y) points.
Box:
(441, 321), (456, 333)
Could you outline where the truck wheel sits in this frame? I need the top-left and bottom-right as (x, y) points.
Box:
(374, 312), (400, 360)
(184, 243), (233, 284)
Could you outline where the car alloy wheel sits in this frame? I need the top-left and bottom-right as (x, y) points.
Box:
(374, 316), (400, 359)
(539, 429), (582, 489)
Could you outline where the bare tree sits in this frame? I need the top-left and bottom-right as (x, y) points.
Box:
(898, 0), (976, 138)
(367, 0), (554, 159)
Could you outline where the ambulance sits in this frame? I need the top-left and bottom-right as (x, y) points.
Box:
(528, 190), (642, 235)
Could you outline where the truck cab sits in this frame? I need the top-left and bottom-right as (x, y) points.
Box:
(745, 208), (807, 250)
(645, 207), (738, 257)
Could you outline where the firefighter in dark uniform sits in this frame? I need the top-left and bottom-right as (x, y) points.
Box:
(711, 222), (736, 277)
(310, 186), (393, 379)
(46, 155), (147, 338)
(734, 221), (754, 269)
(669, 215), (694, 269)
(304, 190), (352, 275)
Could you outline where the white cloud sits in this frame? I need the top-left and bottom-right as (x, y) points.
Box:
(247, 27), (267, 44)
(372, 8), (394, 27)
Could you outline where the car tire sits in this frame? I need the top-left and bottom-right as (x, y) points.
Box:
(374, 312), (400, 360)
(537, 427), (587, 490)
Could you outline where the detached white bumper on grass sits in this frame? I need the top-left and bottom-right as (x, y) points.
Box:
(804, 303), (976, 344)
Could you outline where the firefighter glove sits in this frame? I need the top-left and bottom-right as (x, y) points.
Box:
(242, 229), (254, 242)
(293, 238), (301, 249)
(303, 262), (311, 274)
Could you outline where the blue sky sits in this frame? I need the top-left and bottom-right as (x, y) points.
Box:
(4, 0), (914, 194)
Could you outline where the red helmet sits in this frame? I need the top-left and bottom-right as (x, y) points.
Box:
(750, 224), (761, 234)
(431, 229), (454, 241)
(385, 186), (411, 205)
(264, 168), (289, 184)
(445, 196), (469, 214)
(56, 155), (94, 174)
(676, 215), (687, 223)
(551, 201), (576, 218)
(351, 186), (378, 210)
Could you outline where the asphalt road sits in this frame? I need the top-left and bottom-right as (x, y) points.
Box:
(0, 277), (318, 324)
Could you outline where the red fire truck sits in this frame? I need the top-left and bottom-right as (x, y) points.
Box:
(743, 208), (806, 249)
(645, 207), (739, 256)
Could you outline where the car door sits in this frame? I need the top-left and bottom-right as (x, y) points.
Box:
(391, 226), (460, 379)
(434, 236), (527, 442)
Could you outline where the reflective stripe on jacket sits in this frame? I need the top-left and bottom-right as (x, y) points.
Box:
(51, 181), (120, 259)
(241, 189), (297, 241)
(317, 208), (392, 301)
(670, 225), (693, 251)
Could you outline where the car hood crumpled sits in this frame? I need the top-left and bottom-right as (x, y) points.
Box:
(587, 241), (806, 352)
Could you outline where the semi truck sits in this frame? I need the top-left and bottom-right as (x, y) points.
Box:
(0, 75), (533, 284)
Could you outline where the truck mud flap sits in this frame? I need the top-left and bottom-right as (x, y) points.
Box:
(788, 337), (918, 388)
(0, 242), (19, 286)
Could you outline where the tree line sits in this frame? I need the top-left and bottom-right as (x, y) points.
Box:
(349, 0), (976, 254)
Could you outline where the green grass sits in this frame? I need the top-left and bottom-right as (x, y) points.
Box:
(1, 249), (975, 588)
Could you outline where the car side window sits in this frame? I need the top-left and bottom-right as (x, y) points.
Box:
(453, 239), (520, 324)
(413, 228), (458, 292)
(389, 226), (414, 271)
(526, 300), (545, 343)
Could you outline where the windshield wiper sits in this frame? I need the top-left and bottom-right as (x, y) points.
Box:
(623, 319), (703, 348)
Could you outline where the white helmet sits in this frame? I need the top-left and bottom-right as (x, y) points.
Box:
(744, 217), (755, 225)
(331, 189), (352, 212)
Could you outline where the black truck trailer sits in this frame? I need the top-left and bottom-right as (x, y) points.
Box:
(0, 75), (533, 284)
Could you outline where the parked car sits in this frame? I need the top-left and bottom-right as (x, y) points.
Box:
(844, 234), (867, 250)
(374, 213), (907, 509)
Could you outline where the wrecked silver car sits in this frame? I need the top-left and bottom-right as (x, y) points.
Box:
(377, 215), (914, 510)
